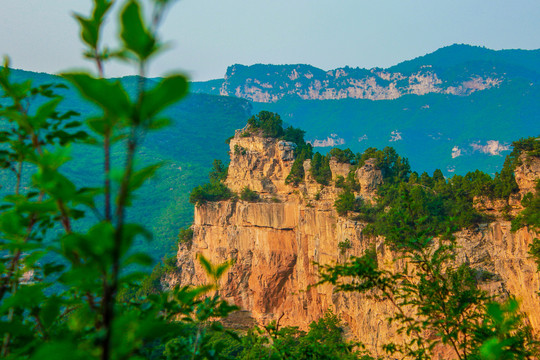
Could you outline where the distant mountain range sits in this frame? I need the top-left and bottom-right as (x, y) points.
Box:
(192, 44), (540, 102)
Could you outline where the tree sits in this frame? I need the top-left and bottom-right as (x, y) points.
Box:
(0, 1), (237, 359)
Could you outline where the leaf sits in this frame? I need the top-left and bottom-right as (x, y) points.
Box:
(120, 0), (156, 60)
(31, 97), (62, 129)
(147, 117), (171, 130)
(129, 163), (163, 191)
(215, 261), (232, 280)
(1, 284), (47, 311)
(40, 296), (62, 329)
(0, 210), (25, 236)
(197, 254), (213, 277)
(140, 75), (188, 120)
(62, 73), (131, 119)
(73, 0), (112, 49)
(31, 341), (88, 360)
(124, 252), (154, 267)
(74, 15), (99, 49)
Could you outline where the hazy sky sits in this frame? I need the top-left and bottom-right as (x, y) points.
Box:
(1, 0), (539, 81)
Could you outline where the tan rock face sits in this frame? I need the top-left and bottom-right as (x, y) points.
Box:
(515, 154), (540, 196)
(225, 128), (296, 198)
(220, 66), (502, 103)
(355, 159), (383, 202)
(169, 131), (540, 354)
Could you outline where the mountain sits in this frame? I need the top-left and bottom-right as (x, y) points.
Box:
(168, 123), (540, 350)
(201, 44), (540, 103)
(192, 44), (540, 177)
(1, 68), (252, 260)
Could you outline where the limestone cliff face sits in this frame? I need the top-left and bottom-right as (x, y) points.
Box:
(219, 64), (502, 103)
(169, 131), (540, 351)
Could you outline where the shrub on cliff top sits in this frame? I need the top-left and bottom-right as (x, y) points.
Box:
(178, 226), (194, 243)
(329, 148), (355, 164)
(189, 181), (233, 205)
(247, 110), (307, 146)
(240, 186), (259, 202)
(247, 111), (284, 138)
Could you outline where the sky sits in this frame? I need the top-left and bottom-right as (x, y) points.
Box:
(1, 0), (540, 81)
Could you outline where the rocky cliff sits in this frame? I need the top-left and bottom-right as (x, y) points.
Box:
(168, 130), (540, 352)
(219, 63), (502, 103)
(216, 45), (540, 103)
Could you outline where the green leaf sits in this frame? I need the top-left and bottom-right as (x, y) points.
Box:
(33, 169), (77, 202)
(73, 0), (112, 49)
(31, 97), (62, 129)
(17, 199), (58, 213)
(0, 210), (25, 236)
(1, 284), (47, 311)
(147, 117), (171, 130)
(0, 321), (32, 337)
(129, 163), (163, 192)
(124, 252), (154, 266)
(62, 73), (131, 119)
(40, 296), (62, 329)
(197, 254), (213, 276)
(87, 116), (110, 135)
(120, 0), (156, 60)
(31, 341), (89, 360)
(74, 15), (99, 49)
(140, 75), (188, 120)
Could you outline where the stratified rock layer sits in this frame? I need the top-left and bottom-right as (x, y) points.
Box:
(170, 131), (540, 352)
(219, 63), (503, 103)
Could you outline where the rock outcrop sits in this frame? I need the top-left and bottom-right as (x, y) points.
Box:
(219, 63), (503, 103)
(169, 130), (540, 353)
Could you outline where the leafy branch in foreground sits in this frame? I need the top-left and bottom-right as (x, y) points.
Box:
(0, 1), (237, 359)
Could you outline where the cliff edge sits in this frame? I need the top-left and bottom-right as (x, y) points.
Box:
(168, 129), (540, 351)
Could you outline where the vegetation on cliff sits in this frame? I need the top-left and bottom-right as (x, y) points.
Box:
(319, 138), (540, 360)
(190, 159), (234, 205)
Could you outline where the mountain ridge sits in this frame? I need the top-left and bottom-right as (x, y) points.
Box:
(191, 44), (540, 102)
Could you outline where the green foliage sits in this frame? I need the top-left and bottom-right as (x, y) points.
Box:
(335, 171), (360, 192)
(285, 143), (313, 186)
(282, 126), (306, 145)
(311, 152), (332, 185)
(178, 226), (194, 244)
(512, 180), (540, 231)
(234, 144), (246, 155)
(335, 190), (357, 216)
(355, 147), (410, 183)
(240, 187), (259, 202)
(329, 148), (355, 164)
(0, 2), (238, 359)
(319, 144), (540, 360)
(237, 311), (364, 360)
(190, 156), (234, 206)
(318, 234), (537, 360)
(247, 111), (284, 138)
(338, 239), (352, 254)
(209, 159), (228, 183)
(189, 181), (234, 205)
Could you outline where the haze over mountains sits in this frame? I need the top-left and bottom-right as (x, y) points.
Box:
(2, 44), (539, 259)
